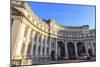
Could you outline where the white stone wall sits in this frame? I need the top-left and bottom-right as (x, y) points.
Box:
(11, 1), (96, 65)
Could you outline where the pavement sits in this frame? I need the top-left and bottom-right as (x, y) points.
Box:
(12, 57), (95, 67)
(32, 59), (95, 65)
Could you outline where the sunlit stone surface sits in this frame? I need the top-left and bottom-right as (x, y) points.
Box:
(11, 1), (96, 66)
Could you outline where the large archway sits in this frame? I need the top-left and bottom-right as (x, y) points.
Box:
(58, 41), (65, 59)
(77, 42), (86, 57)
(67, 42), (76, 59)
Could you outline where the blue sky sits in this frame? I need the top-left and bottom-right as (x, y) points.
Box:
(27, 2), (95, 29)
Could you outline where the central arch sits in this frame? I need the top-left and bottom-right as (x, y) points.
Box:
(67, 42), (76, 59)
(58, 41), (65, 59)
(77, 42), (86, 56)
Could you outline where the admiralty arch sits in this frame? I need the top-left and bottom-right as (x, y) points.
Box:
(11, 1), (96, 65)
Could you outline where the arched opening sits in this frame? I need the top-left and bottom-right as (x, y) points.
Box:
(58, 41), (65, 59)
(77, 42), (86, 57)
(67, 42), (76, 59)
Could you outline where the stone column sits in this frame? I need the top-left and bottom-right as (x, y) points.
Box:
(65, 41), (68, 58)
(30, 31), (36, 58)
(23, 28), (31, 58)
(14, 22), (26, 59)
(85, 41), (89, 56)
(22, 28), (32, 65)
(40, 35), (44, 57)
(35, 33), (40, 56)
(55, 39), (58, 59)
(90, 40), (95, 55)
(74, 41), (78, 59)
(44, 37), (47, 57)
(49, 37), (52, 56)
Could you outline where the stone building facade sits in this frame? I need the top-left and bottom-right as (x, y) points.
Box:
(11, 1), (96, 65)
